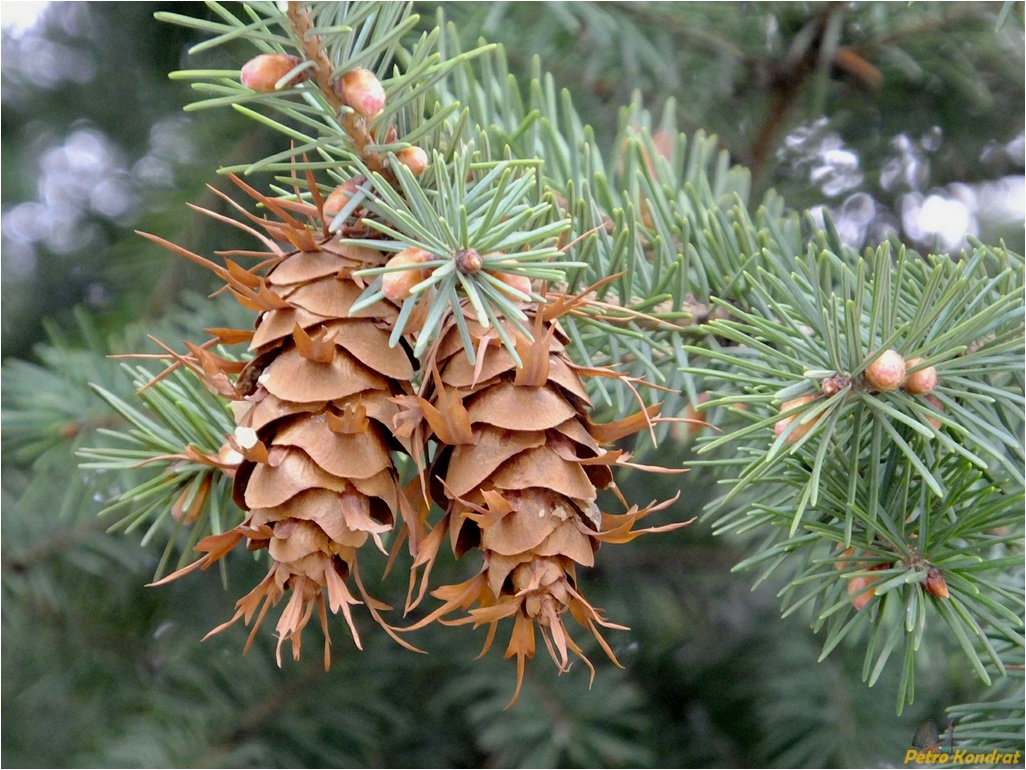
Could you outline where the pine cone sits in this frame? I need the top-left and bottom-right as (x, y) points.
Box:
(400, 306), (687, 704)
(150, 177), (419, 667)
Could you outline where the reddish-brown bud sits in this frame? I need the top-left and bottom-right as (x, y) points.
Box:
(863, 349), (906, 391)
(924, 568), (949, 599)
(381, 248), (433, 303)
(774, 395), (820, 443)
(455, 248), (483, 274)
(903, 357), (938, 395)
(338, 68), (385, 118)
(396, 146), (428, 176)
(821, 373), (851, 396)
(241, 53), (305, 92)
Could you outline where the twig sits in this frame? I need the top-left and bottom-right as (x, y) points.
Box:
(285, 1), (385, 173)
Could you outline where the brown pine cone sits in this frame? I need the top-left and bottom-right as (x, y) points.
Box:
(149, 177), (420, 667)
(397, 306), (688, 704)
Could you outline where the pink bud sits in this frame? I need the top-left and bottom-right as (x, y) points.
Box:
(338, 68), (386, 118)
(396, 146), (428, 176)
(848, 565), (886, 610)
(381, 248), (433, 303)
(322, 177), (364, 220)
(848, 577), (875, 610)
(903, 357), (938, 395)
(241, 53), (305, 92)
(775, 395), (819, 443)
(863, 349), (906, 391)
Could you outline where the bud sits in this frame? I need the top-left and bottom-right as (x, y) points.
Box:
(455, 248), (483, 274)
(395, 146), (428, 176)
(490, 271), (532, 298)
(863, 349), (906, 391)
(834, 546), (856, 571)
(338, 68), (386, 118)
(923, 394), (943, 430)
(774, 395), (820, 443)
(924, 568), (949, 599)
(847, 576), (876, 610)
(681, 392), (712, 440)
(241, 53), (305, 92)
(322, 177), (363, 220)
(381, 248), (433, 303)
(651, 129), (674, 162)
(820, 373), (851, 396)
(903, 357), (938, 395)
(847, 564), (887, 610)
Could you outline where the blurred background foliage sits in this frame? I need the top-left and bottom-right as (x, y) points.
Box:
(1, 2), (1022, 767)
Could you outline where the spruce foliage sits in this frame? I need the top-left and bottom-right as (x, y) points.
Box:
(2, 2), (1022, 767)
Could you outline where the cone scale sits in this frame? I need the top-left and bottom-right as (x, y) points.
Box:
(399, 306), (687, 705)
(149, 179), (420, 667)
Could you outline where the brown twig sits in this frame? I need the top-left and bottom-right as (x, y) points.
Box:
(747, 3), (847, 191)
(285, 1), (385, 173)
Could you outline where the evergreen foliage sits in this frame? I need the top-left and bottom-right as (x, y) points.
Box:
(2, 2), (1022, 767)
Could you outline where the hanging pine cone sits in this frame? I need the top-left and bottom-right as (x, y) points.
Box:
(397, 302), (688, 705)
(148, 176), (420, 667)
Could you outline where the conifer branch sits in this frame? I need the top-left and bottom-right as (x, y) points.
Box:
(46, 0), (1024, 728)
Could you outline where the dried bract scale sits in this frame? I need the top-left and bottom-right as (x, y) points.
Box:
(146, 177), (420, 668)
(903, 357), (938, 395)
(172, 475), (212, 524)
(338, 68), (386, 118)
(398, 307), (689, 706)
(217, 440), (245, 469)
(241, 53), (306, 92)
(395, 146), (428, 176)
(381, 248), (434, 303)
(863, 349), (906, 391)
